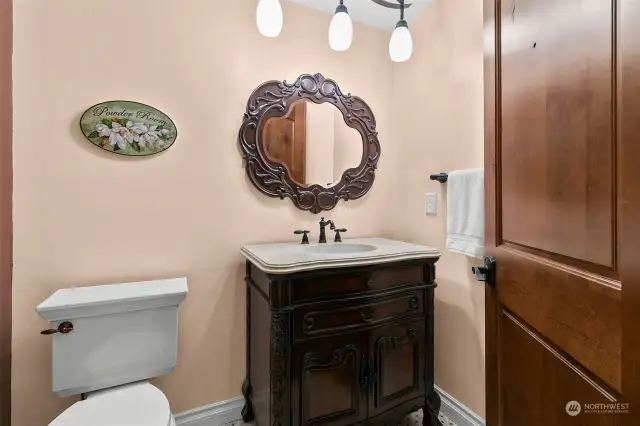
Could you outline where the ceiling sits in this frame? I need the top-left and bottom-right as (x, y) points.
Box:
(284, 0), (431, 31)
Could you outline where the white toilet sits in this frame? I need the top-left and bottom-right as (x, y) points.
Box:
(36, 277), (188, 426)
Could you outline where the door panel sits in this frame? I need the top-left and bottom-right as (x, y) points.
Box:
(498, 248), (621, 390)
(369, 321), (425, 417)
(484, 0), (639, 423)
(501, 310), (618, 426)
(500, 0), (614, 268)
(294, 334), (367, 426)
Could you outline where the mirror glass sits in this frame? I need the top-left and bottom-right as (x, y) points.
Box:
(262, 100), (363, 188)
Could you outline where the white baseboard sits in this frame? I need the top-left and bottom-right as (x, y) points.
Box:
(435, 386), (485, 426)
(174, 396), (244, 426)
(174, 387), (484, 426)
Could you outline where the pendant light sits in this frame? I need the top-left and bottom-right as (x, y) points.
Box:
(329, 0), (353, 52)
(389, 0), (413, 62)
(256, 0), (283, 38)
(255, 0), (415, 62)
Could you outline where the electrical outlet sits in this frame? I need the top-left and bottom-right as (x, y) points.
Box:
(426, 193), (437, 216)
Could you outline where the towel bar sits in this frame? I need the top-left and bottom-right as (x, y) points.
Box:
(430, 173), (448, 183)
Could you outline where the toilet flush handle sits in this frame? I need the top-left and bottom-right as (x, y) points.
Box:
(41, 321), (74, 335)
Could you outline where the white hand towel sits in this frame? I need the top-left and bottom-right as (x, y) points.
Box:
(446, 169), (484, 258)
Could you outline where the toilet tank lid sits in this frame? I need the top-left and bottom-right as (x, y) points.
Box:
(37, 277), (188, 321)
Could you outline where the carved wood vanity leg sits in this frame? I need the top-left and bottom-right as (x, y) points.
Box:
(423, 388), (443, 426)
(423, 281), (441, 426)
(243, 262), (255, 423)
(270, 313), (289, 426)
(241, 377), (255, 422)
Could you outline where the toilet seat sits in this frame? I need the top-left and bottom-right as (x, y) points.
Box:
(48, 382), (173, 426)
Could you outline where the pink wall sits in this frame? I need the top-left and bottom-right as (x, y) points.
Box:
(303, 103), (362, 187)
(391, 0), (486, 417)
(12, 0), (486, 424)
(11, 1), (395, 425)
(334, 108), (363, 182)
(305, 102), (336, 186)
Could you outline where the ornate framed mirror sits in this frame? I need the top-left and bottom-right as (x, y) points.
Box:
(239, 73), (381, 213)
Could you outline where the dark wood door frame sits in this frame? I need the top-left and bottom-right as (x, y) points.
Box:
(483, 0), (640, 424)
(619, 0), (640, 424)
(0, 0), (11, 424)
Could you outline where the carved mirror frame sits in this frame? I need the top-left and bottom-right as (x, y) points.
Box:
(239, 73), (381, 214)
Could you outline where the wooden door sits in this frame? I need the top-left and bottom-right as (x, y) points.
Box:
(484, 0), (640, 425)
(368, 321), (425, 417)
(293, 333), (368, 426)
(263, 101), (306, 185)
(0, 0), (11, 425)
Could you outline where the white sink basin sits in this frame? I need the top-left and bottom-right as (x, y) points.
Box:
(241, 238), (440, 274)
(305, 244), (378, 255)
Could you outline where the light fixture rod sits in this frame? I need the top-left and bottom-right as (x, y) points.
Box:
(368, 0), (413, 10)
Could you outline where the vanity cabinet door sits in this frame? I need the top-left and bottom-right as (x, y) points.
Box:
(292, 334), (368, 426)
(368, 320), (426, 417)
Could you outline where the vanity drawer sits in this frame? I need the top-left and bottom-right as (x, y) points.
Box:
(294, 290), (424, 340)
(290, 265), (428, 303)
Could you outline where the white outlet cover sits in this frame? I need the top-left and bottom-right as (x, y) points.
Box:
(426, 193), (437, 215)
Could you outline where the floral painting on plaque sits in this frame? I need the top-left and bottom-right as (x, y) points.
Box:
(80, 101), (177, 156)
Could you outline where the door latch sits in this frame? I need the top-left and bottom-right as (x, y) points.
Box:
(472, 256), (496, 286)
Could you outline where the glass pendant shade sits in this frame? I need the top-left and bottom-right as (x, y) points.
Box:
(329, 5), (353, 51)
(389, 20), (413, 62)
(256, 0), (283, 38)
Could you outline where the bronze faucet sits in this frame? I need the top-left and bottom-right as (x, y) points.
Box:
(318, 217), (335, 243)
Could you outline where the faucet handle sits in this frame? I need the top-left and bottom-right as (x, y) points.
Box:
(333, 228), (347, 243)
(294, 230), (311, 245)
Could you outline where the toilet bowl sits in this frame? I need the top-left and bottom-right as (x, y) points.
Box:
(37, 278), (188, 426)
(49, 382), (175, 426)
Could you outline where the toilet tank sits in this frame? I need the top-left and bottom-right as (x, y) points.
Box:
(36, 278), (188, 397)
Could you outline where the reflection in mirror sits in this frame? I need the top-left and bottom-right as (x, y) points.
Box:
(262, 100), (363, 188)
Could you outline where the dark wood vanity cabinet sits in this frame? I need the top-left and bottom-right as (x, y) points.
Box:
(242, 258), (442, 426)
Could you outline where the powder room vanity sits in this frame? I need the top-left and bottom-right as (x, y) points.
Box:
(240, 238), (442, 426)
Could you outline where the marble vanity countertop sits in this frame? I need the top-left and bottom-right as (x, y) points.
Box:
(241, 237), (440, 274)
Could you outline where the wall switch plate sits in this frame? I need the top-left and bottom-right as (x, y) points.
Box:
(426, 193), (437, 216)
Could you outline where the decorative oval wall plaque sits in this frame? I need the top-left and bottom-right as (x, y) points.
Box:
(80, 101), (177, 156)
